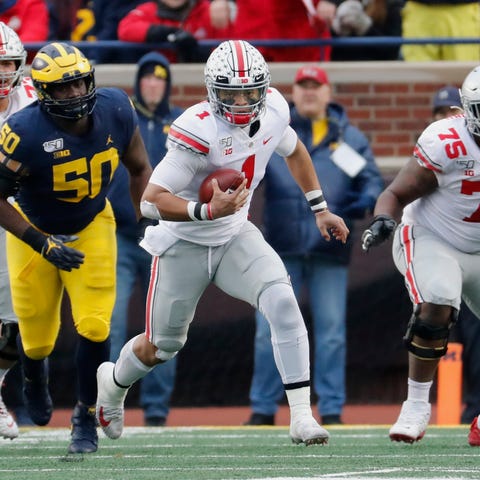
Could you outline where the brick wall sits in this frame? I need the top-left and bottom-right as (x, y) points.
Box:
(96, 60), (478, 169)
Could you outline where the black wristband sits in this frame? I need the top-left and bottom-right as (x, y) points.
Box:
(21, 226), (47, 253)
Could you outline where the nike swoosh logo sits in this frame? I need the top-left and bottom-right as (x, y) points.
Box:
(98, 406), (111, 427)
(263, 136), (273, 145)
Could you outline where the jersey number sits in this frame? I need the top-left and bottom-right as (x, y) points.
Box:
(53, 148), (119, 203)
(241, 155), (255, 188)
(438, 127), (480, 223)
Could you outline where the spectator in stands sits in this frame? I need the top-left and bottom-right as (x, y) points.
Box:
(107, 51), (183, 426)
(401, 1), (480, 61)
(360, 65), (480, 447)
(330, 0), (403, 61)
(430, 85), (480, 425)
(92, 0), (145, 63)
(47, 0), (88, 41)
(244, 65), (384, 426)
(431, 85), (462, 121)
(0, 0), (49, 42)
(234, 0), (332, 62)
(117, 0), (232, 63)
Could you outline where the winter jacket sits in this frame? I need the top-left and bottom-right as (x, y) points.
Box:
(117, 0), (230, 63)
(0, 0), (48, 41)
(262, 102), (384, 264)
(107, 51), (183, 239)
(234, 0), (331, 61)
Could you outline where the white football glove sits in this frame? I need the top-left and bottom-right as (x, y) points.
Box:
(331, 0), (373, 36)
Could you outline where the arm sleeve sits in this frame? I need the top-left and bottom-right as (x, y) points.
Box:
(275, 126), (298, 158)
(0, 163), (19, 198)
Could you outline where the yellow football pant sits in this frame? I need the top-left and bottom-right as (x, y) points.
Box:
(6, 202), (117, 359)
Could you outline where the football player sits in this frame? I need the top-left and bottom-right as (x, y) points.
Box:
(0, 21), (36, 440)
(0, 42), (152, 453)
(362, 67), (480, 447)
(96, 40), (349, 446)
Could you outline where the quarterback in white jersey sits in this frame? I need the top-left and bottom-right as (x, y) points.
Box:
(361, 66), (480, 447)
(0, 22), (36, 440)
(96, 40), (349, 447)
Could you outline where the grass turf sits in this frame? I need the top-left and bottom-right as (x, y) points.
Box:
(0, 425), (477, 480)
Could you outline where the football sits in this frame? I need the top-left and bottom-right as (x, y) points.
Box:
(198, 168), (244, 203)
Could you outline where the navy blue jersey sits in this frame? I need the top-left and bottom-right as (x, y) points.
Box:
(0, 88), (137, 234)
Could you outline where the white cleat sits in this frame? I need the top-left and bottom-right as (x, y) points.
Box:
(389, 400), (431, 443)
(96, 362), (128, 440)
(0, 398), (18, 440)
(290, 415), (330, 446)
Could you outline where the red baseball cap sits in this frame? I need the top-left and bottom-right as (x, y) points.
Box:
(294, 65), (329, 85)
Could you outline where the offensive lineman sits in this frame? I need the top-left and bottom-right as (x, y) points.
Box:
(96, 40), (349, 446)
(362, 66), (480, 447)
(0, 22), (36, 440)
(0, 42), (152, 453)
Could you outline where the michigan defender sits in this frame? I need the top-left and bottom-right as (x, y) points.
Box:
(0, 43), (152, 453)
(0, 22), (36, 440)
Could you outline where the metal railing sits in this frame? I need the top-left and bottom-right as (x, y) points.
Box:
(22, 36), (480, 61)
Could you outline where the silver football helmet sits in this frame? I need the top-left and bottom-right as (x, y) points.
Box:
(0, 22), (26, 98)
(204, 40), (270, 126)
(461, 66), (480, 137)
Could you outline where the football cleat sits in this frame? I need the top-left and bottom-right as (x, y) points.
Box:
(468, 416), (480, 446)
(96, 362), (128, 439)
(68, 403), (98, 454)
(290, 414), (330, 446)
(389, 400), (431, 443)
(23, 375), (53, 426)
(0, 397), (18, 439)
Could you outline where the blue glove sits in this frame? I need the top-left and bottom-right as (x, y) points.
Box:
(361, 214), (397, 252)
(41, 235), (85, 271)
(342, 192), (376, 219)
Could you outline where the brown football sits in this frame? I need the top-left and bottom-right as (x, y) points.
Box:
(198, 168), (244, 203)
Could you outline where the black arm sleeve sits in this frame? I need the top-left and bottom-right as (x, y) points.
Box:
(0, 162), (20, 198)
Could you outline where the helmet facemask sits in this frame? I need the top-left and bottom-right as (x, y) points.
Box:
(38, 73), (96, 120)
(205, 40), (270, 126)
(31, 42), (97, 120)
(0, 22), (26, 98)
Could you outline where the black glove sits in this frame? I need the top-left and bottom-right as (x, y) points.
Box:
(145, 25), (178, 42)
(167, 29), (199, 62)
(137, 217), (157, 243)
(361, 214), (397, 252)
(41, 235), (85, 271)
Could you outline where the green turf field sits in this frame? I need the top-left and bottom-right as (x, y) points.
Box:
(0, 425), (477, 480)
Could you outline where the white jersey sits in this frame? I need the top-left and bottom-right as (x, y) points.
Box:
(0, 76), (36, 323)
(403, 114), (480, 254)
(0, 77), (36, 124)
(142, 87), (298, 251)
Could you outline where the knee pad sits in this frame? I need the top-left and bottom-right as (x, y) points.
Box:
(403, 305), (458, 359)
(0, 320), (19, 361)
(154, 338), (183, 362)
(258, 283), (305, 340)
(77, 317), (110, 343)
